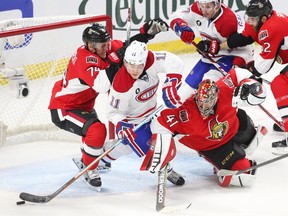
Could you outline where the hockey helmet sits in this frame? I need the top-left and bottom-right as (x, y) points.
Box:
(198, 0), (219, 4)
(124, 41), (148, 65)
(195, 79), (219, 119)
(245, 0), (273, 18)
(82, 23), (111, 46)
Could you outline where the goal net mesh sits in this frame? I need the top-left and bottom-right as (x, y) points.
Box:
(0, 15), (113, 146)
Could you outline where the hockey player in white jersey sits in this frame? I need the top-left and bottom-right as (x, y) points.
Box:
(101, 40), (185, 185)
(168, 0), (254, 107)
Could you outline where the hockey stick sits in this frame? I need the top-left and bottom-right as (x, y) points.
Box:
(155, 164), (191, 212)
(19, 105), (164, 204)
(258, 104), (285, 131)
(217, 152), (288, 176)
(156, 164), (168, 211)
(126, 0), (132, 45)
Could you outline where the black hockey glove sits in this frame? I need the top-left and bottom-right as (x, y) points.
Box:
(234, 84), (250, 100)
(107, 45), (127, 65)
(196, 39), (220, 56)
(140, 18), (169, 39)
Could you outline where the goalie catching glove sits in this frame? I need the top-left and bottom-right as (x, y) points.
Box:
(162, 73), (182, 108)
(140, 18), (169, 39)
(232, 78), (266, 107)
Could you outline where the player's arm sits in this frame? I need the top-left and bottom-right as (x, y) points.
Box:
(152, 51), (185, 108)
(107, 18), (169, 66)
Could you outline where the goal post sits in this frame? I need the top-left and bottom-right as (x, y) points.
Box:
(0, 15), (115, 147)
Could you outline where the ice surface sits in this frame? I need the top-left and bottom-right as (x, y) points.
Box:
(1, 53), (288, 216)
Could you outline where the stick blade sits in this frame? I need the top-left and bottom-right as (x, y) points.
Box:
(19, 192), (52, 203)
(217, 169), (238, 176)
(160, 203), (192, 213)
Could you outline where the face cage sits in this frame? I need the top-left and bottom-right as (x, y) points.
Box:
(196, 98), (217, 118)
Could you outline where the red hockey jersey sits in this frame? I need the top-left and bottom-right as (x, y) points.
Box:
(48, 40), (122, 111)
(242, 11), (288, 74)
(155, 69), (252, 151)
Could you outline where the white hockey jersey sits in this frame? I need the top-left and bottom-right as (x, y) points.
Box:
(169, 2), (253, 65)
(107, 50), (184, 125)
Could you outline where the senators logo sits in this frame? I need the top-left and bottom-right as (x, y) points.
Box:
(206, 116), (228, 141)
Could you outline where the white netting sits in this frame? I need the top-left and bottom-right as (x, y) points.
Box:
(0, 15), (112, 146)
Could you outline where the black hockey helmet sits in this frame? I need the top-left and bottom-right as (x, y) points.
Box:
(245, 0), (273, 18)
(82, 23), (111, 46)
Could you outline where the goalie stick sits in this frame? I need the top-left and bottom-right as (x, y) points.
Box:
(19, 105), (164, 204)
(156, 164), (168, 211)
(156, 164), (191, 212)
(217, 152), (288, 176)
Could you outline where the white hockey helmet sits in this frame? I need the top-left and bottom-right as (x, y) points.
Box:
(124, 41), (148, 65)
(198, 0), (219, 4)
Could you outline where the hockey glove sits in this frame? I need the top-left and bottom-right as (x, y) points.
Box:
(233, 79), (266, 106)
(162, 73), (182, 108)
(173, 20), (195, 44)
(196, 39), (220, 56)
(140, 18), (169, 39)
(107, 45), (127, 65)
(116, 120), (137, 146)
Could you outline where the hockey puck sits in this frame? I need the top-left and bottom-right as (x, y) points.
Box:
(16, 200), (26, 205)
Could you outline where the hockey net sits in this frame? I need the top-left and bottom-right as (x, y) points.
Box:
(0, 15), (113, 146)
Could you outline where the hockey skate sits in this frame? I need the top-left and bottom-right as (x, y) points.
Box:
(272, 138), (288, 155)
(72, 157), (102, 191)
(273, 123), (284, 132)
(167, 169), (185, 186)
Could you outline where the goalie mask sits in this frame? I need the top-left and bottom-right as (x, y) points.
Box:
(195, 79), (219, 119)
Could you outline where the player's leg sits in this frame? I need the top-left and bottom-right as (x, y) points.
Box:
(270, 73), (288, 155)
(200, 141), (256, 187)
(50, 109), (106, 189)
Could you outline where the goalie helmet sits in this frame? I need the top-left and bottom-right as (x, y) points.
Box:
(82, 23), (110, 46)
(195, 79), (219, 119)
(124, 41), (148, 65)
(245, 0), (273, 17)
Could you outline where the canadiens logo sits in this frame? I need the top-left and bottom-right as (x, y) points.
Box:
(86, 56), (98, 63)
(135, 82), (159, 102)
(206, 116), (228, 141)
(258, 30), (268, 41)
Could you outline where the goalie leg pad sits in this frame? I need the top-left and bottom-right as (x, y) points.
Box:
(218, 159), (256, 187)
(143, 133), (176, 173)
(244, 125), (268, 156)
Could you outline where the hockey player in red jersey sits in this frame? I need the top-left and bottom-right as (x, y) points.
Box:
(100, 40), (185, 186)
(146, 68), (267, 187)
(48, 19), (169, 190)
(218, 0), (288, 155)
(168, 0), (254, 106)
